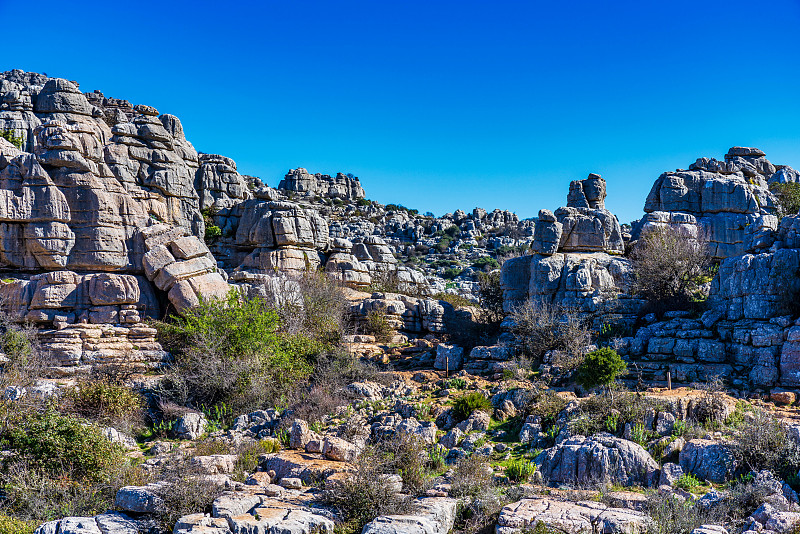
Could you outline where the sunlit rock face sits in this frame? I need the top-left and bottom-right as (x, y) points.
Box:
(635, 146), (794, 260)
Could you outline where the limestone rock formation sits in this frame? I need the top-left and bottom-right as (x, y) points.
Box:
(278, 168), (364, 201)
(535, 434), (660, 487)
(502, 174), (637, 325)
(636, 147), (790, 260)
(496, 497), (648, 534)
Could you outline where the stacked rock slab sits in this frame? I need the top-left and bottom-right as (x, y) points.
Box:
(324, 238), (371, 288)
(352, 292), (450, 334)
(278, 167), (364, 200)
(502, 174), (642, 328)
(223, 200), (328, 276)
(0, 271), (165, 370)
(636, 147), (789, 260)
(141, 224), (229, 313)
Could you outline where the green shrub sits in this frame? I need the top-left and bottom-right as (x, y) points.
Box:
(575, 347), (627, 391)
(442, 267), (463, 279)
(64, 379), (144, 428)
(155, 290), (318, 416)
(674, 473), (701, 492)
(452, 392), (492, 422)
(0, 130), (23, 150)
(644, 492), (705, 534)
(204, 225), (222, 242)
(567, 389), (665, 438)
(365, 308), (393, 343)
(731, 409), (800, 478)
(2, 409), (128, 483)
(435, 236), (453, 253)
(432, 292), (474, 308)
(1, 329), (31, 361)
(232, 438), (281, 481)
(505, 459), (536, 482)
(444, 378), (467, 390)
(472, 256), (500, 271)
(770, 182), (800, 219)
(159, 290), (280, 358)
(0, 514), (36, 534)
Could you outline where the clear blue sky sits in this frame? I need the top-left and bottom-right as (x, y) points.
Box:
(2, 0), (799, 224)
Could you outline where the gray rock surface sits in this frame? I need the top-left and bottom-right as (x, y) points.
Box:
(361, 497), (457, 534)
(679, 439), (737, 483)
(535, 434), (660, 487)
(495, 497), (648, 534)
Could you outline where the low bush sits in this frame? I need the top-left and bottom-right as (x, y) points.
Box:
(0, 130), (23, 150)
(477, 271), (504, 324)
(567, 388), (666, 438)
(0, 514), (36, 534)
(645, 491), (706, 534)
(0, 407), (140, 521)
(450, 454), (493, 498)
(674, 473), (701, 492)
(442, 267), (463, 279)
(509, 301), (590, 367)
(472, 257), (500, 271)
(63, 379), (144, 431)
(631, 226), (712, 313)
(432, 292), (474, 308)
(286, 349), (386, 424)
(365, 308), (393, 343)
(524, 388), (567, 430)
(574, 347), (627, 392)
(155, 290), (321, 417)
(0, 322), (48, 388)
(323, 445), (413, 534)
(770, 182), (800, 219)
(505, 459), (536, 482)
(452, 392), (492, 422)
(232, 439), (281, 481)
(731, 409), (800, 478)
(1, 409), (128, 482)
(152, 463), (224, 532)
(691, 378), (730, 428)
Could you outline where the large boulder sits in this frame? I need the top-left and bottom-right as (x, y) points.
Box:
(679, 439), (737, 483)
(535, 434), (660, 487)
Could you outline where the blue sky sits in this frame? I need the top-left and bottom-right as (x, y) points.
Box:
(2, 0), (799, 224)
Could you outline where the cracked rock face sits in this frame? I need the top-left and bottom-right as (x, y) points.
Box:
(495, 497), (648, 534)
(637, 146), (793, 261)
(534, 434), (661, 488)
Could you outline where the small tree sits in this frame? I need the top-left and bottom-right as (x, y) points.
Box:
(630, 226), (711, 312)
(770, 182), (800, 219)
(575, 347), (627, 396)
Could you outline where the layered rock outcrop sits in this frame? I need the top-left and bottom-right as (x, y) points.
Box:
(278, 168), (364, 201)
(502, 174), (642, 326)
(636, 147), (791, 260)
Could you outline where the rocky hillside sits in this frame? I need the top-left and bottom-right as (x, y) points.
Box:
(2, 69), (800, 534)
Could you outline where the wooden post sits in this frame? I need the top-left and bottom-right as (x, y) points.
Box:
(446, 355), (449, 379)
(667, 371), (672, 390)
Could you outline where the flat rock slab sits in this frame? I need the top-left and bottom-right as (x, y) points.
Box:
(495, 498), (648, 534)
(362, 497), (457, 534)
(262, 451), (351, 484)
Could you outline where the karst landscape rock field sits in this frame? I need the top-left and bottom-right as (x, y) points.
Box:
(0, 69), (800, 534)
